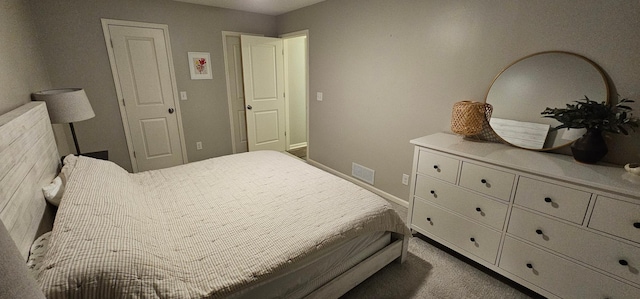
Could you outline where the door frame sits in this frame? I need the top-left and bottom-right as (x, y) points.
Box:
(280, 30), (310, 155)
(101, 19), (188, 172)
(221, 31), (262, 154)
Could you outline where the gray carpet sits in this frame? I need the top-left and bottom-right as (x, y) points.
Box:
(340, 202), (537, 299)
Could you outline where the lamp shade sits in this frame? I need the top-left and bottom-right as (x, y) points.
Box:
(33, 88), (95, 124)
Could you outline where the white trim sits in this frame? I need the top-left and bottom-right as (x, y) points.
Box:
(101, 18), (188, 172)
(283, 39), (291, 151)
(221, 31), (262, 154)
(307, 158), (409, 208)
(280, 29), (310, 39)
(280, 30), (309, 156)
(289, 142), (307, 150)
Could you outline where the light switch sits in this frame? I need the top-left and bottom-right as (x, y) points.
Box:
(180, 91), (188, 100)
(317, 92), (323, 101)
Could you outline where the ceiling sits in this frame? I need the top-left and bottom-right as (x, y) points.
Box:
(173, 0), (326, 16)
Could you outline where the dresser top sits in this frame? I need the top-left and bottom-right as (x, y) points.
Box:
(411, 133), (640, 199)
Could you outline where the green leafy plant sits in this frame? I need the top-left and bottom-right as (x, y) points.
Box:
(541, 96), (639, 135)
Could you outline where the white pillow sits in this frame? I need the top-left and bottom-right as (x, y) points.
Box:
(59, 154), (78, 185)
(26, 231), (52, 280)
(42, 176), (64, 206)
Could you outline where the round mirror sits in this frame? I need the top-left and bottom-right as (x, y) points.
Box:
(485, 51), (609, 150)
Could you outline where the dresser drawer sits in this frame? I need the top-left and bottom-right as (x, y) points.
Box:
(508, 208), (640, 285)
(412, 199), (501, 264)
(589, 196), (640, 244)
(416, 150), (459, 184)
(415, 175), (508, 229)
(514, 177), (591, 224)
(459, 162), (514, 201)
(500, 237), (640, 299)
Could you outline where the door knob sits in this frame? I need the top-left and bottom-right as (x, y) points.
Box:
(247, 105), (252, 110)
(168, 108), (175, 114)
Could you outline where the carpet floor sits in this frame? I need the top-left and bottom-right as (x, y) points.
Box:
(340, 202), (539, 299)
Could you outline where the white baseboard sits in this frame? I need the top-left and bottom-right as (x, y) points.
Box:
(307, 159), (409, 208)
(289, 142), (307, 150)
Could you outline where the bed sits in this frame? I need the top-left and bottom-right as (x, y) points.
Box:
(0, 102), (409, 298)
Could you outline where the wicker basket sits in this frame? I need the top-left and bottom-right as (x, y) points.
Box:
(451, 101), (493, 136)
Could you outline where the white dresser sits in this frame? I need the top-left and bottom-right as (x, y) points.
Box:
(408, 133), (640, 299)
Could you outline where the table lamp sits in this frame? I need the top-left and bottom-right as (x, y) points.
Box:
(33, 88), (95, 155)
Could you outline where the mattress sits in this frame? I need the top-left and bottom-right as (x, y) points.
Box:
(30, 231), (389, 298)
(38, 151), (408, 298)
(231, 232), (390, 298)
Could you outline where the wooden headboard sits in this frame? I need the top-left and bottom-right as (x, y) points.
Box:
(0, 102), (59, 260)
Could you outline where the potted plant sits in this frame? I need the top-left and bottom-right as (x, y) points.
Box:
(541, 96), (639, 163)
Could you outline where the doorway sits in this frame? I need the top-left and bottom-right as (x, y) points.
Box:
(283, 33), (308, 160)
(222, 31), (308, 158)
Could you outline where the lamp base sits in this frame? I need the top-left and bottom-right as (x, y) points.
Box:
(69, 122), (81, 155)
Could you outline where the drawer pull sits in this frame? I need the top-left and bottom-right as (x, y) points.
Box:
(430, 190), (435, 195)
(619, 259), (629, 266)
(469, 237), (476, 242)
(634, 222), (640, 228)
(475, 207), (482, 212)
(535, 229), (543, 235)
(433, 165), (439, 170)
(426, 217), (432, 222)
(544, 197), (552, 203)
(481, 179), (487, 184)
(526, 263), (533, 269)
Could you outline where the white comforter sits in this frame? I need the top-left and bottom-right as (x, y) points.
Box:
(38, 151), (408, 298)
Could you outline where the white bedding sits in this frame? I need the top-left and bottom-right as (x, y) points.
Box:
(38, 151), (408, 298)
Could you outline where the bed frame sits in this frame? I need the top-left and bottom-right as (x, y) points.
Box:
(0, 102), (58, 261)
(0, 102), (408, 298)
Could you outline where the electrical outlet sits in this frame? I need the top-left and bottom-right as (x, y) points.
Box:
(180, 91), (188, 100)
(196, 141), (202, 150)
(316, 92), (323, 101)
(402, 174), (409, 185)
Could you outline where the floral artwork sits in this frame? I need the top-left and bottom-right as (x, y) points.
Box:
(188, 52), (212, 79)
(195, 58), (207, 74)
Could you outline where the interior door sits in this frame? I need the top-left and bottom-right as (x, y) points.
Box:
(108, 24), (185, 171)
(241, 35), (286, 152)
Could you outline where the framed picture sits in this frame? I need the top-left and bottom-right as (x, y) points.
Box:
(188, 52), (212, 80)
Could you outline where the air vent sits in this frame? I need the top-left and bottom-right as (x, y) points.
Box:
(352, 162), (375, 185)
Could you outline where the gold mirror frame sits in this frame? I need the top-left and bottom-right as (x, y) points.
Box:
(484, 51), (609, 151)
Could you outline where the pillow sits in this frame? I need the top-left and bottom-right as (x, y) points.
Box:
(26, 232), (52, 280)
(59, 154), (77, 185)
(42, 177), (64, 206)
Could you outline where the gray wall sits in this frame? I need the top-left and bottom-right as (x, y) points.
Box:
(277, 0), (640, 201)
(0, 0), (72, 154)
(0, 0), (51, 114)
(29, 0), (277, 171)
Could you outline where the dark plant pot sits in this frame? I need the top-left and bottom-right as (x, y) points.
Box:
(571, 129), (608, 164)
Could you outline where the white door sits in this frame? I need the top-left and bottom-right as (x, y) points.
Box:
(105, 22), (186, 171)
(224, 35), (248, 153)
(241, 35), (286, 152)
